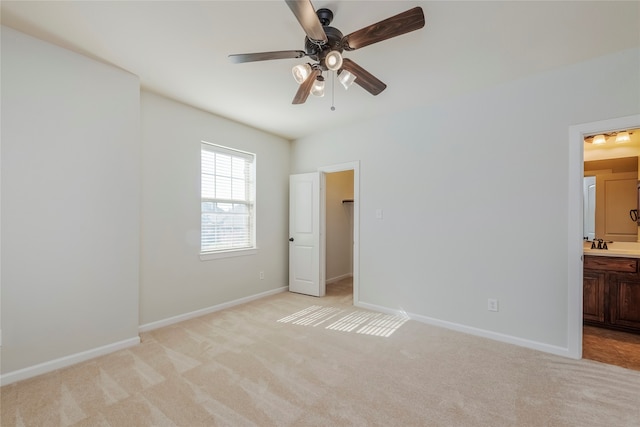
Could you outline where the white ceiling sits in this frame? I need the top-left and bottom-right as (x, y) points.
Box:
(2, 1), (638, 140)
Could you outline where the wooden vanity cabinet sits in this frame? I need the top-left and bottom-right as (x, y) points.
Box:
(583, 255), (640, 334)
(609, 276), (640, 331)
(583, 271), (605, 323)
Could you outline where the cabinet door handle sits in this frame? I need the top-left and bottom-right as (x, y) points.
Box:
(289, 237), (294, 242)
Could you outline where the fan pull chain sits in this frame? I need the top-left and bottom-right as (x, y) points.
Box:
(331, 71), (336, 111)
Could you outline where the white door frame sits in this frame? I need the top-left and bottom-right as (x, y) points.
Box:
(318, 161), (360, 305)
(567, 114), (640, 359)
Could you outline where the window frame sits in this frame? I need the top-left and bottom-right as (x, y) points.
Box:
(199, 141), (257, 260)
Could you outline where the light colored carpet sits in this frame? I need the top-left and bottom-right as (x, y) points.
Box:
(2, 278), (640, 426)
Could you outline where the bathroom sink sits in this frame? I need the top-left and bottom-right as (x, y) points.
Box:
(584, 241), (640, 257)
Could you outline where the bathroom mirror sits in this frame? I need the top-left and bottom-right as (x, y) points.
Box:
(583, 128), (640, 242)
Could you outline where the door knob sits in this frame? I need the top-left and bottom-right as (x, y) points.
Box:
(289, 237), (294, 242)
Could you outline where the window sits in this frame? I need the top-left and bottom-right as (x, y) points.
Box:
(201, 142), (256, 255)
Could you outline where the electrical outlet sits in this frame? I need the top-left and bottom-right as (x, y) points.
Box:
(259, 271), (264, 280)
(488, 298), (499, 312)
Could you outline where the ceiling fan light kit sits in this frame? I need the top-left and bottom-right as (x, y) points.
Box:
(228, 0), (425, 105)
(338, 70), (356, 90)
(292, 63), (312, 84)
(311, 75), (325, 97)
(324, 50), (343, 71)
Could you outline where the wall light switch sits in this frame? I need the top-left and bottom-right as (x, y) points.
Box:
(375, 209), (383, 219)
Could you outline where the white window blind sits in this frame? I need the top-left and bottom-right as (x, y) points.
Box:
(201, 142), (255, 253)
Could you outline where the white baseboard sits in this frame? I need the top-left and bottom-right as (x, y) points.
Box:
(139, 286), (288, 332)
(0, 336), (140, 386)
(326, 273), (353, 285)
(355, 301), (572, 359)
(1, 287), (288, 386)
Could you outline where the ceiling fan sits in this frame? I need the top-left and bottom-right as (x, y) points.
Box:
(228, 0), (425, 104)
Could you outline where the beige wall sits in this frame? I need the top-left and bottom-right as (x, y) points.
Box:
(1, 26), (141, 377)
(139, 91), (291, 326)
(291, 47), (640, 354)
(1, 25), (291, 383)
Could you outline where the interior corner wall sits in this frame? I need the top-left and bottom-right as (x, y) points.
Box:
(325, 171), (354, 282)
(290, 47), (640, 352)
(139, 91), (290, 326)
(1, 26), (141, 375)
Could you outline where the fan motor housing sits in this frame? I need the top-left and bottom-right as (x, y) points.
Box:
(305, 26), (344, 70)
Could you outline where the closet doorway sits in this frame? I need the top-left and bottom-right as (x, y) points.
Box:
(320, 162), (359, 306)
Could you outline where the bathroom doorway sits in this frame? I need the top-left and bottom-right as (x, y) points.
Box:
(582, 129), (640, 370)
(569, 114), (640, 366)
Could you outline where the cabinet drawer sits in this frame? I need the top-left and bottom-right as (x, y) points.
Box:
(584, 256), (638, 273)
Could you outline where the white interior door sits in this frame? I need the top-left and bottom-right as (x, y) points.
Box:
(289, 173), (324, 296)
(583, 176), (596, 240)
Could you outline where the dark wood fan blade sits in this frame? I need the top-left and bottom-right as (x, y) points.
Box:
(292, 69), (320, 104)
(340, 58), (386, 96)
(285, 0), (328, 44)
(342, 7), (425, 51)
(228, 50), (307, 63)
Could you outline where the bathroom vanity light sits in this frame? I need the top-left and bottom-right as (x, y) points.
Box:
(615, 131), (631, 143)
(586, 131), (634, 145)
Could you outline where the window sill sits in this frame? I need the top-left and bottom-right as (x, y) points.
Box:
(199, 248), (258, 261)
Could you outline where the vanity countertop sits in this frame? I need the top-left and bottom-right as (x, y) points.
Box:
(583, 241), (640, 258)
